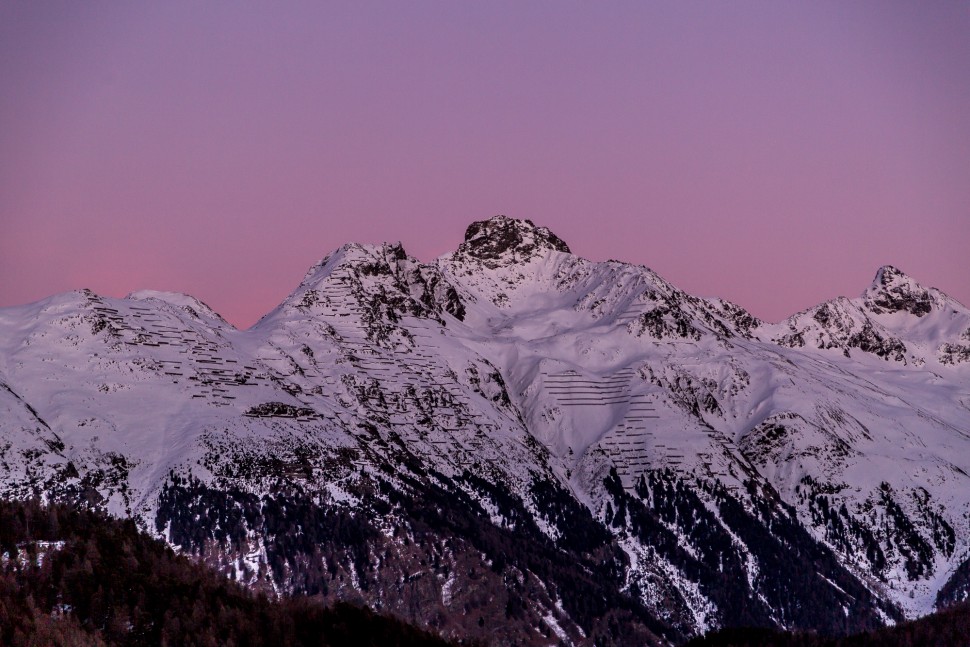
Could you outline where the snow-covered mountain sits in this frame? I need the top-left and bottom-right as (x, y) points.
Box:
(2, 216), (969, 645)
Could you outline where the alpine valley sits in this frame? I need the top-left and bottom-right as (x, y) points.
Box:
(2, 216), (970, 646)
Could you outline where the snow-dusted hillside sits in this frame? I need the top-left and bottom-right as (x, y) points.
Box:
(2, 216), (968, 645)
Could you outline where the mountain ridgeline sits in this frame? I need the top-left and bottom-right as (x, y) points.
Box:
(1, 216), (969, 645)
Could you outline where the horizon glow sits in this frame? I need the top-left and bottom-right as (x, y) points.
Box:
(1, 2), (968, 328)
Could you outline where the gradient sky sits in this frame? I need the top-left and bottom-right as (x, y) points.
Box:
(2, 2), (968, 328)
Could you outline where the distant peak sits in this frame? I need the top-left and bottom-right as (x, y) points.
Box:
(864, 265), (933, 317)
(454, 216), (570, 266)
(125, 290), (226, 322)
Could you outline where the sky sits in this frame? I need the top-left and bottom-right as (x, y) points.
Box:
(1, 1), (968, 328)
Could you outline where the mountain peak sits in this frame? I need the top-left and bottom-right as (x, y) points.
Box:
(873, 265), (909, 288)
(454, 216), (570, 267)
(863, 265), (934, 317)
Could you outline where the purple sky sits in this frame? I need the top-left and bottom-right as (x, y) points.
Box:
(2, 2), (968, 328)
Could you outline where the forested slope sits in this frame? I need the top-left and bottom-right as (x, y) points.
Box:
(0, 499), (458, 647)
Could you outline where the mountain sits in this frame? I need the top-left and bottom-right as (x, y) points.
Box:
(1, 215), (968, 645)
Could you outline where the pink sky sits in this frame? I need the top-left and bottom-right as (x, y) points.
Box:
(2, 2), (968, 328)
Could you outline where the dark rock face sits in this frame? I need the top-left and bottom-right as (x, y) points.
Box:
(244, 402), (318, 418)
(846, 322), (908, 361)
(866, 266), (933, 317)
(714, 300), (761, 337)
(457, 216), (570, 266)
(940, 340), (970, 365)
(633, 306), (702, 341)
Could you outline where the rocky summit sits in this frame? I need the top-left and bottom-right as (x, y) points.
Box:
(2, 216), (969, 645)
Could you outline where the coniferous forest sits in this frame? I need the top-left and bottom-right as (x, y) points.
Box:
(0, 499), (457, 647)
(3, 497), (970, 646)
(686, 603), (970, 647)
